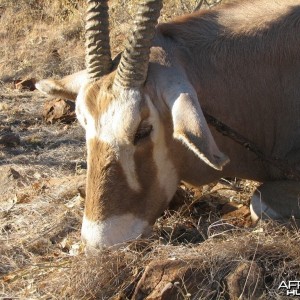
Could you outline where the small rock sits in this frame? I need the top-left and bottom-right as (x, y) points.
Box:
(0, 166), (22, 203)
(43, 98), (76, 124)
(0, 133), (21, 147)
(10, 168), (21, 179)
(0, 167), (21, 181)
(226, 261), (264, 300)
(51, 49), (60, 59)
(221, 202), (241, 215)
(77, 183), (86, 199)
(15, 78), (36, 91)
(133, 260), (206, 299)
(221, 205), (252, 227)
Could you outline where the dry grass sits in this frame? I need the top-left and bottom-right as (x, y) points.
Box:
(51, 224), (300, 299)
(0, 0), (86, 81)
(1, 164), (299, 299)
(0, 0), (229, 82)
(1, 0), (300, 299)
(2, 216), (300, 299)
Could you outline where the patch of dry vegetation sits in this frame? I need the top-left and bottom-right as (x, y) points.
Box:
(2, 213), (300, 299)
(0, 0), (228, 82)
(0, 0), (86, 81)
(1, 0), (299, 299)
(55, 225), (300, 299)
(1, 171), (299, 299)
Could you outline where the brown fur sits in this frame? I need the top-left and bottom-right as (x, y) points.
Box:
(153, 0), (300, 180)
(84, 72), (116, 122)
(85, 136), (169, 225)
(158, 1), (300, 69)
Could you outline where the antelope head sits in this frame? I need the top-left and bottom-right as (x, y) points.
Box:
(78, 0), (172, 250)
(37, 0), (229, 250)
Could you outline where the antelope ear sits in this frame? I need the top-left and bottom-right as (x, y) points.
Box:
(35, 70), (88, 100)
(166, 90), (229, 170)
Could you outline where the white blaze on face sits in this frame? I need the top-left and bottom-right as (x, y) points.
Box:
(77, 87), (142, 192)
(99, 89), (143, 192)
(81, 214), (150, 249)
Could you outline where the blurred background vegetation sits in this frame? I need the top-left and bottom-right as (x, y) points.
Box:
(0, 0), (230, 82)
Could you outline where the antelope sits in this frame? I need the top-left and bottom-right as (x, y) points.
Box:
(36, 0), (300, 249)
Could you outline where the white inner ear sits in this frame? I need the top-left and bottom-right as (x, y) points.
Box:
(172, 92), (204, 137)
(162, 78), (229, 170)
(83, 88), (143, 192)
(172, 95), (229, 170)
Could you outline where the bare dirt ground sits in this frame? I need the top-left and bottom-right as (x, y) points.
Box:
(1, 1), (300, 299)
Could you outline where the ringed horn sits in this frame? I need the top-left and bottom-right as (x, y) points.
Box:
(85, 0), (112, 81)
(85, 0), (163, 87)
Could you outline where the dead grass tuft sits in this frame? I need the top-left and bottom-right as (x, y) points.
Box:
(1, 175), (299, 299)
(9, 222), (296, 300)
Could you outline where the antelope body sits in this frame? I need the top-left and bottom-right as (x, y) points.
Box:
(36, 0), (300, 249)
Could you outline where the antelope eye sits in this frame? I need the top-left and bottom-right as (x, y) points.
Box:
(134, 124), (153, 145)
